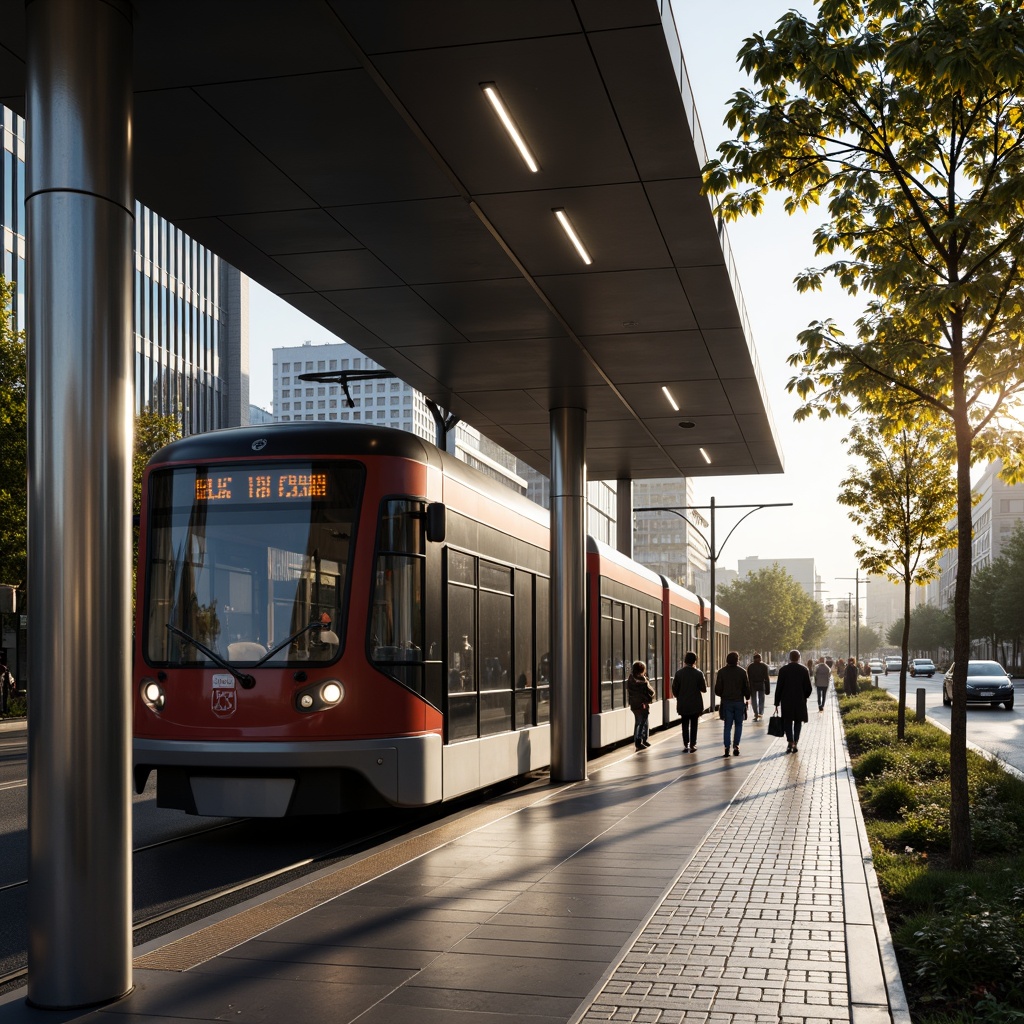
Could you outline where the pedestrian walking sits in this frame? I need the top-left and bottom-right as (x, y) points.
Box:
(714, 651), (749, 757)
(671, 651), (707, 752)
(746, 652), (770, 721)
(774, 649), (812, 753)
(813, 656), (831, 712)
(843, 656), (860, 696)
(627, 660), (655, 751)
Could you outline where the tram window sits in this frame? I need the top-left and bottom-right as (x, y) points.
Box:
(447, 692), (477, 741)
(514, 571), (533, 729)
(370, 500), (426, 689)
(535, 575), (550, 724)
(143, 461), (359, 668)
(479, 583), (512, 735)
(446, 584), (476, 694)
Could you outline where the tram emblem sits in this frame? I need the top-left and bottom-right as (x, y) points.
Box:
(211, 673), (237, 717)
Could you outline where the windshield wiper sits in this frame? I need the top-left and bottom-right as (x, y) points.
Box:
(166, 624), (256, 689)
(256, 619), (332, 666)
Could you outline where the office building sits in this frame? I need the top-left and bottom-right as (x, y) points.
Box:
(936, 459), (1024, 608)
(272, 340), (526, 495)
(736, 556), (821, 603)
(633, 478), (709, 593)
(3, 103), (248, 436)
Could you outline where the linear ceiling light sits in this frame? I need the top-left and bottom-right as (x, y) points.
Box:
(662, 386), (679, 411)
(480, 83), (539, 172)
(553, 208), (593, 265)
(699, 447), (712, 464)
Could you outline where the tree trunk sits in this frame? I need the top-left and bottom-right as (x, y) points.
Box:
(897, 574), (910, 740)
(949, 353), (973, 870)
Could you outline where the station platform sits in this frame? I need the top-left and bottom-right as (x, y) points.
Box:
(0, 692), (910, 1024)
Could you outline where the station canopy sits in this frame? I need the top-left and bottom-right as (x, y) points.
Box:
(0, 0), (783, 482)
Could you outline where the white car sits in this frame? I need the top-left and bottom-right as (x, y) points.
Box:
(868, 659), (884, 675)
(910, 658), (936, 678)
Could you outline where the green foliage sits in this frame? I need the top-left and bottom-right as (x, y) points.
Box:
(840, 423), (956, 592)
(841, 689), (1024, 1017)
(133, 409), (182, 515)
(885, 604), (954, 652)
(970, 521), (1024, 658)
(896, 885), (1024, 1008)
(716, 562), (821, 654)
(864, 774), (918, 818)
(703, 0), (1024, 867)
(0, 275), (26, 588)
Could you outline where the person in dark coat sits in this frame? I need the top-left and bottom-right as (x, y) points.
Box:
(843, 656), (860, 696)
(672, 651), (707, 752)
(714, 651), (750, 757)
(774, 649), (812, 754)
(746, 653), (770, 721)
(627, 660), (656, 750)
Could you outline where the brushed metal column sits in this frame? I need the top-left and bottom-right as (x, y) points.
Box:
(26, 0), (134, 1007)
(550, 407), (587, 782)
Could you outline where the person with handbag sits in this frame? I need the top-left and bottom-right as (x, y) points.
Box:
(671, 650), (707, 752)
(774, 649), (813, 753)
(714, 651), (749, 757)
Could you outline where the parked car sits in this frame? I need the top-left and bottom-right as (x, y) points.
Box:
(884, 655), (903, 674)
(910, 658), (936, 678)
(868, 658), (884, 675)
(942, 661), (1015, 710)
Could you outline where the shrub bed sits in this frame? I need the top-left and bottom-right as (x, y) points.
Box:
(838, 688), (1024, 1023)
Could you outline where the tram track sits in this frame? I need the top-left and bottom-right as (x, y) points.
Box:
(0, 772), (543, 997)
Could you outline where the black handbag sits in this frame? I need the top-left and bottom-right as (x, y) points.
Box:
(767, 711), (785, 737)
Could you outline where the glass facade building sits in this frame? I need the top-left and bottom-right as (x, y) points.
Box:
(3, 104), (247, 437)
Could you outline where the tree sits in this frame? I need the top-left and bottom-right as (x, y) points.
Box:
(970, 522), (1024, 665)
(887, 604), (954, 652)
(838, 422), (956, 737)
(0, 277), (26, 590)
(133, 409), (181, 516)
(717, 563), (819, 656)
(703, 0), (1024, 869)
(799, 592), (829, 650)
(132, 410), (181, 602)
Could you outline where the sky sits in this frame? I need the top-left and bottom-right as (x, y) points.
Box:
(247, 0), (865, 606)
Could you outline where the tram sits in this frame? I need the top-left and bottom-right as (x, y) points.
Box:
(132, 423), (727, 817)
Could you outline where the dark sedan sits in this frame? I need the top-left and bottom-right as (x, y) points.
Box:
(942, 661), (1015, 710)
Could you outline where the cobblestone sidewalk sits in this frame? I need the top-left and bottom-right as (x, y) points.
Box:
(574, 697), (909, 1024)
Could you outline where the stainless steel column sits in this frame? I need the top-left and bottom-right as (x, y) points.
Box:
(26, 0), (134, 1007)
(550, 407), (587, 782)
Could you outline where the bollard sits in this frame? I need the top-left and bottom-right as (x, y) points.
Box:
(916, 687), (926, 722)
(874, 673), (879, 688)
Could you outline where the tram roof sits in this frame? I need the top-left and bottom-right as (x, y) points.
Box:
(0, 0), (784, 482)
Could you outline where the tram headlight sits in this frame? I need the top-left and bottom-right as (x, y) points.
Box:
(140, 677), (165, 712)
(294, 678), (345, 713)
(320, 681), (343, 705)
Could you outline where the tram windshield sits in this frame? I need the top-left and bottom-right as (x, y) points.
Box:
(143, 461), (364, 668)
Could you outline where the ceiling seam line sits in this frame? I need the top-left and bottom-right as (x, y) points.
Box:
(328, 8), (686, 478)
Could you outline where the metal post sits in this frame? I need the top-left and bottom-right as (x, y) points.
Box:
(709, 496), (716, 709)
(550, 407), (587, 782)
(916, 687), (926, 722)
(26, 0), (134, 1007)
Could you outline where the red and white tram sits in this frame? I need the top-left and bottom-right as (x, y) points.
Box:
(133, 423), (727, 817)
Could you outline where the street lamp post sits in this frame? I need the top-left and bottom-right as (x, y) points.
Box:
(837, 574), (870, 665)
(633, 498), (792, 709)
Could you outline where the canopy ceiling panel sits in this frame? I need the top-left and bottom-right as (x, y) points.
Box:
(0, 0), (784, 480)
